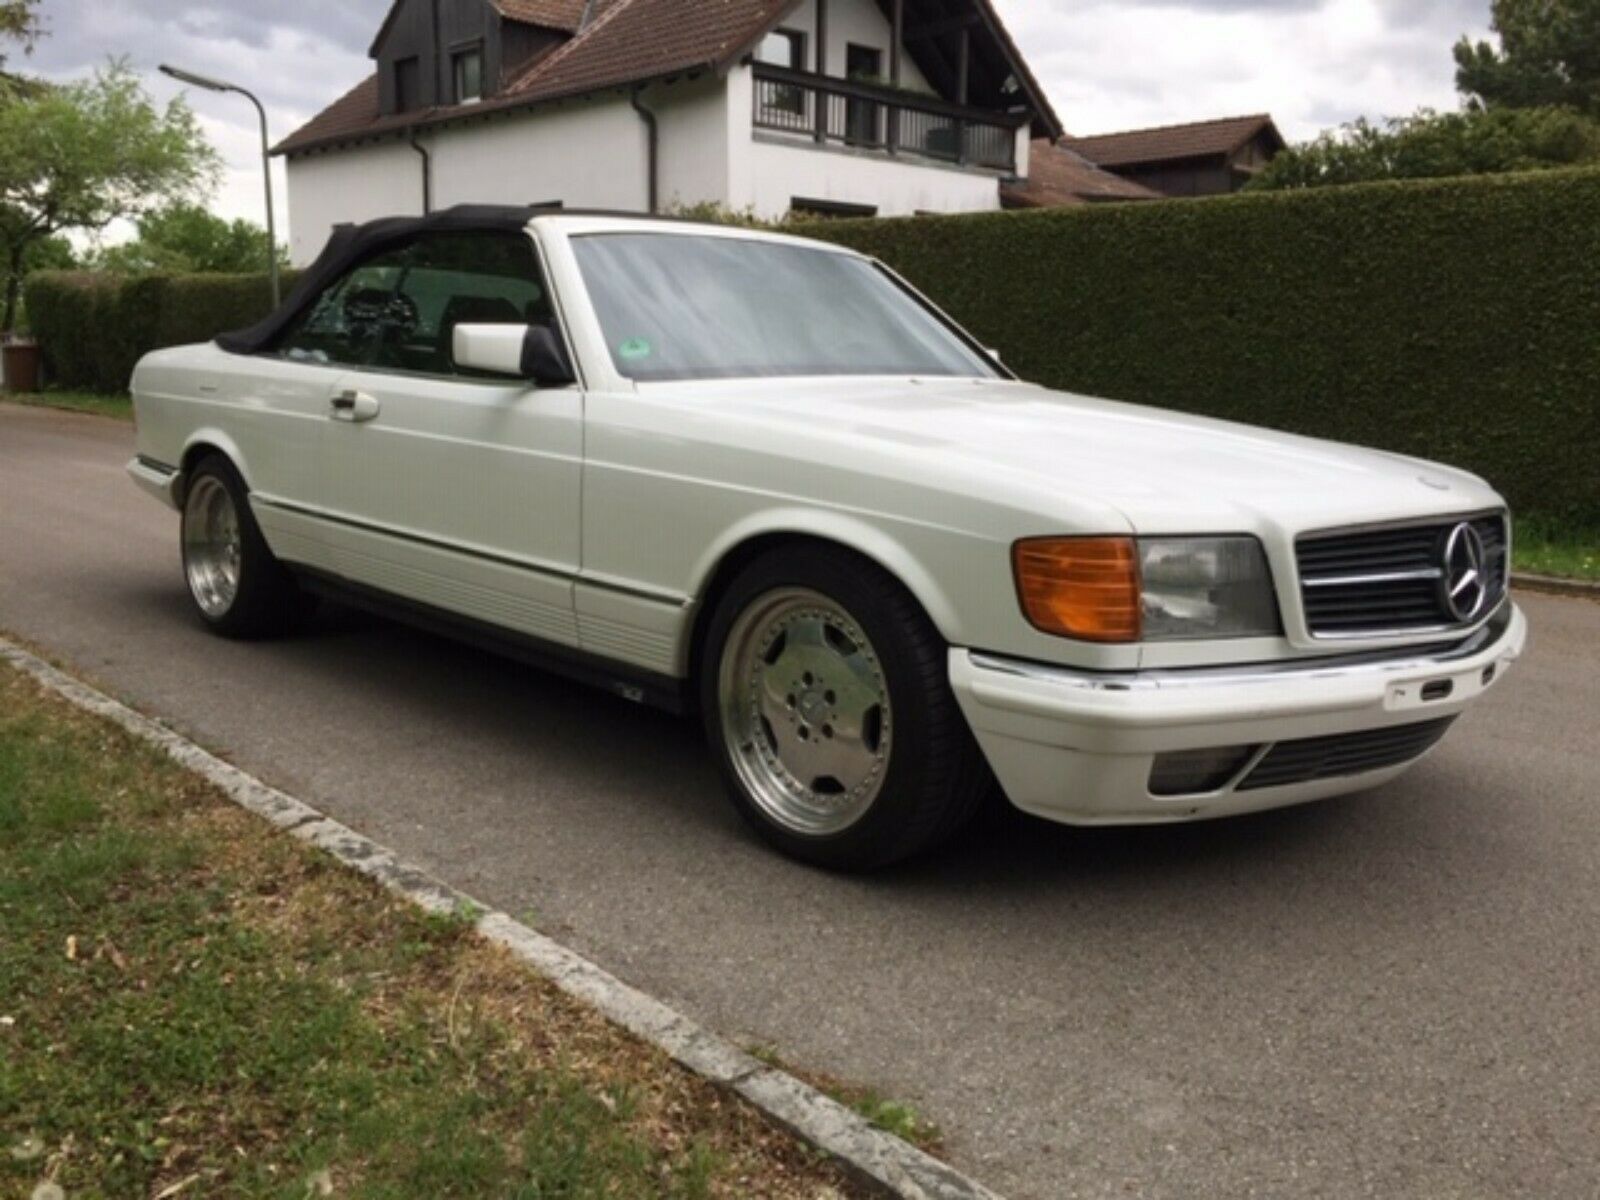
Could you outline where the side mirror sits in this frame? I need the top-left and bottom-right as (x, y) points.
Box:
(452, 323), (576, 386)
(985, 347), (1003, 364)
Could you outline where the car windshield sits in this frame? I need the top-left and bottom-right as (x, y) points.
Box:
(570, 232), (999, 382)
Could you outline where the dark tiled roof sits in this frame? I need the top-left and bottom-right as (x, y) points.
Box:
(502, 0), (791, 102)
(1001, 139), (1163, 208)
(492, 0), (589, 31)
(277, 74), (383, 154)
(1064, 114), (1284, 169)
(278, 0), (1058, 156)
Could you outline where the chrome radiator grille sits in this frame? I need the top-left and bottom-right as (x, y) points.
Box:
(1296, 514), (1508, 637)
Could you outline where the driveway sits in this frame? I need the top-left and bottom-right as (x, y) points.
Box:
(2, 402), (1596, 1199)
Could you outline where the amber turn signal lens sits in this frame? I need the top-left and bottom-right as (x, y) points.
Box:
(1013, 537), (1142, 642)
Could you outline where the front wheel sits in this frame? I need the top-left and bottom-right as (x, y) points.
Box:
(180, 456), (310, 639)
(700, 545), (990, 870)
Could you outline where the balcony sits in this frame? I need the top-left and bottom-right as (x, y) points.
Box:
(752, 64), (1023, 173)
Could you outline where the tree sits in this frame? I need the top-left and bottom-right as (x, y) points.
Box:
(1249, 106), (1600, 190)
(1455, 0), (1600, 117)
(92, 202), (286, 275)
(0, 62), (218, 331)
(0, 0), (42, 69)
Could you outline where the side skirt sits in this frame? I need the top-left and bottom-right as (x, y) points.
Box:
(290, 565), (690, 715)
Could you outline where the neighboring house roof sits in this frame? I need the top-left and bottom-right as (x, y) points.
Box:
(493, 0), (589, 30)
(1063, 114), (1285, 169)
(279, 0), (1062, 157)
(1002, 139), (1163, 208)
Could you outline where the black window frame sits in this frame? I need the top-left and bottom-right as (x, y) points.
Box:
(451, 41), (485, 105)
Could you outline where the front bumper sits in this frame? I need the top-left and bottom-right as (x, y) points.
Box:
(950, 602), (1527, 825)
(127, 456), (183, 511)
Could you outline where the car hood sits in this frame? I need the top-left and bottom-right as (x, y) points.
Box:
(656, 376), (1505, 535)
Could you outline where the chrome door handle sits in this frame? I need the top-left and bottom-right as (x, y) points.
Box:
(330, 390), (380, 422)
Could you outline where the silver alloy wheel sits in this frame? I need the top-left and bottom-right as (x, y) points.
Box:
(719, 587), (893, 836)
(182, 474), (243, 618)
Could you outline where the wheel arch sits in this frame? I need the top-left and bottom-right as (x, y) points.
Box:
(683, 510), (962, 690)
(176, 430), (251, 505)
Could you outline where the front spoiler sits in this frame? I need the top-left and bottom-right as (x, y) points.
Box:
(950, 603), (1528, 825)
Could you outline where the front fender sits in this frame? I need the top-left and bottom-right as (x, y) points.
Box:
(688, 505), (970, 645)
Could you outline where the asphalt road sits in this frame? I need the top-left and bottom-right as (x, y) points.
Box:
(3, 402), (1597, 1199)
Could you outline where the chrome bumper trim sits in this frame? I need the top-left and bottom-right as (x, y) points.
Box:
(969, 603), (1515, 695)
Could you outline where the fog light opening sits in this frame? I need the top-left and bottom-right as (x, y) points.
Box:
(1149, 745), (1259, 798)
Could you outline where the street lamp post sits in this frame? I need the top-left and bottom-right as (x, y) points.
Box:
(159, 64), (281, 307)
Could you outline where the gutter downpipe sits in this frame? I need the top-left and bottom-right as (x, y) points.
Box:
(409, 133), (433, 214)
(630, 86), (659, 214)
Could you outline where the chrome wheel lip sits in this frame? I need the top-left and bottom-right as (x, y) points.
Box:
(182, 475), (243, 619)
(718, 587), (892, 838)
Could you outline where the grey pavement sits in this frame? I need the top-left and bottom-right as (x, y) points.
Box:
(2, 402), (1596, 1199)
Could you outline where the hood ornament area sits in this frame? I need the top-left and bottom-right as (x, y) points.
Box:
(1441, 522), (1488, 622)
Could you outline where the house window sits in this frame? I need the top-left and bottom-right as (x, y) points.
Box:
(757, 29), (806, 71)
(452, 45), (484, 104)
(756, 29), (807, 120)
(394, 56), (421, 112)
(789, 197), (879, 220)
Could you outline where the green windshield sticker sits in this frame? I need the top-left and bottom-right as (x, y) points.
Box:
(618, 337), (653, 361)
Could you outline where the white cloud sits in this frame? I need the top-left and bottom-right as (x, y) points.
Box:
(991, 0), (1494, 139)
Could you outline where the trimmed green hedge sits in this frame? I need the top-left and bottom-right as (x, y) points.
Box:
(813, 168), (1600, 525)
(24, 270), (292, 394)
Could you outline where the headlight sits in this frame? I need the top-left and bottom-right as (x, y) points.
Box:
(1139, 537), (1280, 640)
(1013, 536), (1279, 642)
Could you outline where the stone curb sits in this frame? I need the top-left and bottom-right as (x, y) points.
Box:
(1512, 572), (1600, 600)
(0, 638), (1002, 1200)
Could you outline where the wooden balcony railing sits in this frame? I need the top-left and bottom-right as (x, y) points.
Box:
(752, 64), (1021, 173)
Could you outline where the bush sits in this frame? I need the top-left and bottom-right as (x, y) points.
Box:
(810, 167), (1600, 525)
(1248, 106), (1600, 190)
(24, 270), (290, 393)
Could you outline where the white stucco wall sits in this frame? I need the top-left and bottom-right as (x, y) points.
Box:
(426, 95), (648, 213)
(284, 95), (649, 265)
(743, 138), (1002, 217)
(285, 141), (426, 265)
(652, 74), (733, 212)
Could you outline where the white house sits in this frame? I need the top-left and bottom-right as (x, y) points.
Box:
(274, 0), (1064, 264)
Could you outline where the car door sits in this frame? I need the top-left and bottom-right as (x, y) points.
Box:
(286, 230), (584, 650)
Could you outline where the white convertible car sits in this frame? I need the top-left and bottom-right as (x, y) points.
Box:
(129, 207), (1527, 869)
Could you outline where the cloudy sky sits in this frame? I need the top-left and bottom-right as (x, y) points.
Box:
(21, 0), (1493, 241)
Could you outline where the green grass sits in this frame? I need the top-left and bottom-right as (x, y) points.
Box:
(3, 389), (132, 419)
(1514, 517), (1600, 582)
(0, 664), (857, 1200)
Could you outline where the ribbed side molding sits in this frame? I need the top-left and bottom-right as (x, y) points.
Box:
(1239, 717), (1457, 791)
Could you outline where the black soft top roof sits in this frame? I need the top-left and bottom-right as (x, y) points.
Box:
(215, 205), (545, 355)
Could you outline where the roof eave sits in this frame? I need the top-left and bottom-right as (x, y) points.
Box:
(274, 66), (717, 159)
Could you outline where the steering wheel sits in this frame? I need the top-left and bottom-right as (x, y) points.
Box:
(344, 287), (420, 338)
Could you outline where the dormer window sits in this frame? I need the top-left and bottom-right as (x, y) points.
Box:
(452, 44), (484, 104)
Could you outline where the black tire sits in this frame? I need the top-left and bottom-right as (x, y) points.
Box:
(180, 455), (312, 639)
(699, 543), (991, 870)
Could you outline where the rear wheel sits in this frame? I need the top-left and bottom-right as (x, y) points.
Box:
(701, 545), (989, 870)
(180, 456), (310, 639)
